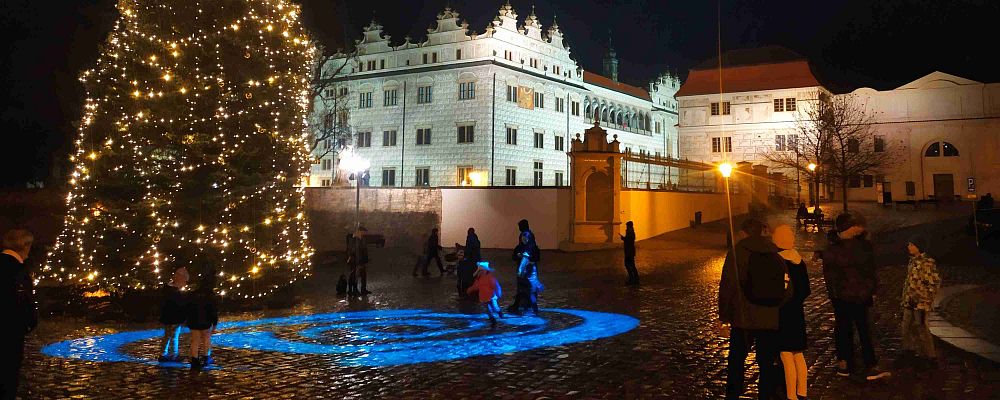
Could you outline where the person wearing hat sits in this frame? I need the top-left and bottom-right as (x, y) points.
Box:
(820, 212), (889, 381)
(466, 262), (503, 328)
(900, 235), (941, 369)
(772, 225), (811, 400)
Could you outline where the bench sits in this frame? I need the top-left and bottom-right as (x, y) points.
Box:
(798, 214), (834, 231)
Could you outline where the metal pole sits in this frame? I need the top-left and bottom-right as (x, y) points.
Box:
(796, 153), (801, 204)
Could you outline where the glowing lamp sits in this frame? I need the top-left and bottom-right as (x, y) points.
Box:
(807, 163), (817, 172)
(339, 149), (370, 174)
(718, 163), (733, 178)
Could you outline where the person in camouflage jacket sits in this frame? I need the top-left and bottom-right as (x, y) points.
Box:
(900, 236), (941, 366)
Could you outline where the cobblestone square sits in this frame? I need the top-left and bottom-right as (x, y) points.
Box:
(18, 205), (1000, 399)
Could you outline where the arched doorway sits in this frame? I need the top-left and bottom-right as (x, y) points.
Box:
(923, 140), (961, 201)
(586, 171), (612, 221)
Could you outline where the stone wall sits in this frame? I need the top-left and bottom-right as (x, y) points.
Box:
(620, 189), (750, 241)
(305, 187), (441, 253)
(440, 187), (571, 250)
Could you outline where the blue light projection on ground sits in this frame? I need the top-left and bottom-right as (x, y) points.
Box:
(41, 308), (639, 368)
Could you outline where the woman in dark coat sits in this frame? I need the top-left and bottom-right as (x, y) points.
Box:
(186, 272), (218, 370)
(773, 225), (811, 400)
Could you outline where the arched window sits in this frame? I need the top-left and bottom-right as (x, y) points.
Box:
(925, 142), (959, 157)
(602, 108), (608, 122)
(616, 113), (623, 127)
(644, 114), (651, 131)
(585, 103), (592, 118)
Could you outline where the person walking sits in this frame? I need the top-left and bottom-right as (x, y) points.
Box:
(620, 221), (639, 286)
(900, 235), (941, 369)
(1, 229), (36, 400)
(158, 266), (189, 363)
(457, 228), (481, 297)
(772, 225), (811, 400)
(466, 262), (504, 328)
(820, 213), (889, 381)
(508, 219), (543, 315)
(186, 271), (219, 370)
(413, 228), (444, 276)
(717, 218), (791, 400)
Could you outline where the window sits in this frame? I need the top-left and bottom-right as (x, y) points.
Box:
(847, 138), (859, 153)
(383, 89), (398, 106)
(506, 127), (517, 145)
(863, 175), (874, 188)
(321, 179), (331, 187)
(785, 98), (797, 111)
(554, 135), (564, 151)
(382, 130), (397, 146)
(323, 139), (331, 150)
(774, 98), (785, 112)
(712, 137), (721, 153)
(356, 131), (372, 148)
(416, 128), (431, 145)
(788, 134), (797, 151)
(459, 82), (475, 100)
(505, 168), (517, 186)
(458, 166), (473, 185)
(555, 97), (565, 112)
(503, 50), (513, 61)
(432, 52), (437, 63)
(571, 101), (580, 116)
(358, 92), (372, 108)
(925, 142), (940, 157)
(906, 181), (916, 196)
(323, 114), (334, 130)
(366, 60), (376, 70)
(380, 59), (385, 69)
(655, 121), (661, 134)
(722, 101), (731, 115)
(422, 53), (428, 64)
(530, 58), (538, 68)
(776, 135), (786, 151)
(455, 48), (462, 60)
(711, 102), (720, 116)
(415, 168), (430, 187)
(321, 159), (332, 170)
(417, 85), (432, 104)
(534, 92), (544, 108)
(382, 168), (396, 187)
(849, 175), (861, 188)
(339, 87), (348, 97)
(555, 171), (564, 187)
(533, 162), (543, 186)
(506, 85), (517, 102)
(457, 125), (474, 143)
(943, 142), (959, 156)
(534, 131), (544, 149)
(874, 136), (885, 153)
(324, 89), (335, 98)
(925, 141), (960, 157)
(554, 65), (561, 75)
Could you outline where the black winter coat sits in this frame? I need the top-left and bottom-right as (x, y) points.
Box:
(425, 233), (441, 256)
(186, 289), (219, 330)
(718, 235), (791, 330)
(821, 232), (877, 305)
(621, 229), (636, 259)
(159, 284), (187, 325)
(1, 253), (37, 335)
(464, 233), (482, 262)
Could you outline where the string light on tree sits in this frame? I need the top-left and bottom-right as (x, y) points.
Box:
(44, 0), (316, 300)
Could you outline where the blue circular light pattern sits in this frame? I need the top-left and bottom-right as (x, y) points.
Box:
(41, 308), (639, 368)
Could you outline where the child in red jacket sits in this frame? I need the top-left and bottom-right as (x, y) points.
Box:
(466, 262), (503, 328)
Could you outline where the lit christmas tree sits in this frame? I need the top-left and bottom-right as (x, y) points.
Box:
(44, 0), (315, 299)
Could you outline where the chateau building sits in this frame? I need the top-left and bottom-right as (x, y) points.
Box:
(676, 46), (1000, 202)
(309, 4), (680, 188)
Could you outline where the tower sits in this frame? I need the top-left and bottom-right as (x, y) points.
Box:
(602, 31), (619, 82)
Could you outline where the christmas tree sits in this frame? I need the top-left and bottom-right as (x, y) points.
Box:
(44, 0), (315, 299)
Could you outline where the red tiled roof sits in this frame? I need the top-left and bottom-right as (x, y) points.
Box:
(583, 71), (650, 100)
(676, 60), (823, 97)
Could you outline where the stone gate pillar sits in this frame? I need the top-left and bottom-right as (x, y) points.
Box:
(568, 121), (623, 245)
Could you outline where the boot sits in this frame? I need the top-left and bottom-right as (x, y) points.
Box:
(190, 356), (202, 370)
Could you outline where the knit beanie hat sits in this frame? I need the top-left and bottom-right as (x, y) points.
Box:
(771, 224), (795, 250)
(908, 235), (929, 254)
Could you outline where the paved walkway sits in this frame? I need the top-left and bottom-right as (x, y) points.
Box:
(19, 204), (1000, 399)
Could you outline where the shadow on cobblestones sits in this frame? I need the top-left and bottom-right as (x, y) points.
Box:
(19, 203), (1000, 399)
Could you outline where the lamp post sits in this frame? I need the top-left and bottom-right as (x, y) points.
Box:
(795, 152), (801, 205)
(718, 162), (737, 255)
(340, 148), (370, 257)
(807, 163), (817, 207)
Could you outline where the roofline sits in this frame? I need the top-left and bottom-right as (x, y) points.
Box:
(323, 58), (589, 91)
(688, 58), (811, 72)
(675, 84), (827, 98)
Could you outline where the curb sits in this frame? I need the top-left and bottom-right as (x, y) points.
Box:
(929, 284), (1000, 363)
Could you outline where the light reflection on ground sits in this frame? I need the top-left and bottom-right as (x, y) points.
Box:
(41, 308), (639, 368)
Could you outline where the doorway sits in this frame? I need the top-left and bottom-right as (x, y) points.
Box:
(933, 174), (954, 201)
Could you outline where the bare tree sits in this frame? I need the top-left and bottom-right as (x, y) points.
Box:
(306, 46), (359, 186)
(763, 92), (896, 211)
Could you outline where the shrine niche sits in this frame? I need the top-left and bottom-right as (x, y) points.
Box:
(568, 121), (623, 244)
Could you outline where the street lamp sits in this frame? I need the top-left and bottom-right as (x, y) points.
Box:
(339, 148), (370, 255)
(807, 163), (818, 207)
(718, 162), (737, 264)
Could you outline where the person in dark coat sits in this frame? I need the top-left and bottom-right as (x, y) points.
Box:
(1, 229), (35, 400)
(186, 272), (219, 370)
(457, 228), (481, 298)
(348, 228), (370, 295)
(413, 228), (444, 276)
(717, 219), (791, 400)
(158, 266), (189, 362)
(507, 219), (543, 315)
(620, 221), (639, 285)
(773, 225), (811, 400)
(820, 213), (889, 381)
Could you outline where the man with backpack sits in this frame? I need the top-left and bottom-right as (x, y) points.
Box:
(717, 218), (793, 400)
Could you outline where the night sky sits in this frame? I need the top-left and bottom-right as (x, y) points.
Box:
(2, 0), (997, 187)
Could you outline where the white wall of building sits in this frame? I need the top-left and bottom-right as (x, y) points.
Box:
(440, 187), (571, 250)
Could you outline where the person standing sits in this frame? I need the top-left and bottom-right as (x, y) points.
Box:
(820, 213), (889, 381)
(772, 225), (811, 400)
(158, 266), (189, 363)
(457, 228), (481, 297)
(186, 271), (218, 370)
(717, 219), (790, 400)
(348, 228), (370, 295)
(1, 229), (35, 400)
(900, 235), (941, 369)
(620, 221), (639, 286)
(508, 219), (543, 315)
(464, 228), (482, 263)
(413, 228), (443, 277)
